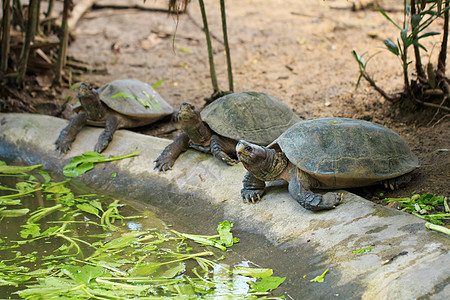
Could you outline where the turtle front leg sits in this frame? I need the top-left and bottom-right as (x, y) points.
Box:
(288, 171), (342, 211)
(94, 115), (119, 153)
(241, 171), (266, 204)
(210, 135), (238, 165)
(55, 112), (88, 153)
(154, 133), (190, 172)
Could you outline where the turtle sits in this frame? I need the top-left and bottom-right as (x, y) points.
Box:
(154, 91), (300, 171)
(236, 117), (420, 211)
(55, 79), (174, 153)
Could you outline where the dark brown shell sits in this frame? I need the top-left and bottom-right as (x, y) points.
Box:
(200, 91), (300, 145)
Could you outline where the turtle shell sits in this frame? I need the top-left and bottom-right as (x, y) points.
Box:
(272, 117), (419, 187)
(200, 91), (300, 145)
(96, 79), (173, 119)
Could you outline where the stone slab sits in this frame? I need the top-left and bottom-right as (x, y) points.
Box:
(0, 113), (449, 299)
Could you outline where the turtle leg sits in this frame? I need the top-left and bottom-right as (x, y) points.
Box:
(94, 115), (119, 153)
(55, 112), (88, 153)
(210, 135), (238, 165)
(241, 171), (266, 204)
(288, 171), (342, 211)
(154, 133), (190, 172)
(382, 173), (413, 190)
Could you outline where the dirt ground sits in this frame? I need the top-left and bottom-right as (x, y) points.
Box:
(10, 0), (450, 201)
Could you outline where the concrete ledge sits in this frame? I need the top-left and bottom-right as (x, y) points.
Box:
(0, 113), (449, 299)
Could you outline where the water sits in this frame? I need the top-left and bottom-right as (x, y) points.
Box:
(0, 164), (290, 299)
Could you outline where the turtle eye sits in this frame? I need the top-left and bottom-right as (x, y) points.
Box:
(245, 145), (252, 152)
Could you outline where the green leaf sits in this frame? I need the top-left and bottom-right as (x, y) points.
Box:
(0, 185), (18, 192)
(0, 198), (21, 205)
(44, 181), (71, 194)
(400, 28), (408, 44)
(217, 220), (239, 247)
(111, 91), (134, 100)
(379, 9), (401, 29)
(20, 224), (41, 239)
(352, 50), (365, 67)
(310, 268), (329, 283)
(130, 262), (160, 276)
(411, 14), (422, 28)
(233, 267), (273, 278)
(152, 78), (164, 88)
(63, 265), (104, 284)
(383, 39), (400, 56)
(16, 182), (37, 193)
(160, 262), (186, 278)
(0, 208), (29, 218)
(38, 170), (51, 183)
(0, 164), (42, 174)
(251, 276), (286, 292)
(89, 200), (104, 212)
(352, 246), (374, 254)
(63, 151), (139, 177)
(70, 82), (82, 90)
(76, 203), (101, 218)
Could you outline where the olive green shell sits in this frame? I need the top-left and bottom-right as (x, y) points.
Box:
(272, 118), (419, 187)
(97, 79), (173, 117)
(200, 91), (300, 145)
(75, 79), (174, 121)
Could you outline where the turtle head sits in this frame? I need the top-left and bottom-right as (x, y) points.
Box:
(177, 102), (201, 123)
(236, 140), (267, 166)
(236, 140), (288, 181)
(78, 83), (104, 120)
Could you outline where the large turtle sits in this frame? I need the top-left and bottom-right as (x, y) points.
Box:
(236, 117), (419, 211)
(55, 79), (174, 153)
(154, 91), (300, 171)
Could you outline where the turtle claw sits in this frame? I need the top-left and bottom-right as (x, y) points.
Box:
(94, 142), (107, 153)
(55, 143), (70, 154)
(323, 192), (343, 208)
(55, 138), (71, 154)
(241, 189), (264, 204)
(154, 157), (174, 172)
(223, 157), (239, 166)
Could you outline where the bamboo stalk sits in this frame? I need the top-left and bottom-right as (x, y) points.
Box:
(1, 0), (12, 76)
(438, 1), (449, 75)
(411, 0), (427, 83)
(46, 0), (55, 17)
(198, 0), (219, 93)
(16, 0), (39, 86)
(13, 0), (25, 32)
(220, 0), (233, 92)
(53, 0), (71, 86)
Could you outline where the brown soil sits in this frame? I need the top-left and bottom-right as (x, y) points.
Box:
(4, 0), (449, 201)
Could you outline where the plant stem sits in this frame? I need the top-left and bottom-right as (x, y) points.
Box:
(46, 0), (55, 17)
(16, 0), (39, 86)
(425, 222), (450, 235)
(102, 151), (140, 162)
(438, 1), (449, 75)
(220, 0), (233, 92)
(71, 257), (129, 276)
(411, 0), (427, 83)
(0, 186), (43, 200)
(1, 0), (12, 76)
(53, 0), (71, 86)
(198, 0), (219, 93)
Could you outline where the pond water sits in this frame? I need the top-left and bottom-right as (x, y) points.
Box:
(0, 162), (290, 299)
